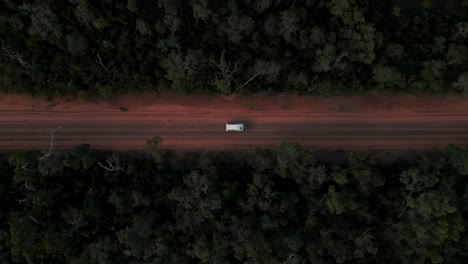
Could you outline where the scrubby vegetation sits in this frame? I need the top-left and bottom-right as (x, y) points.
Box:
(0, 0), (467, 96)
(0, 143), (466, 263)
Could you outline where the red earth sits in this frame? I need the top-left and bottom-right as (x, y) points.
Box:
(1, 92), (468, 151)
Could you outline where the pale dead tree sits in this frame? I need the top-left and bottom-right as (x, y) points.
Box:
(21, 163), (30, 170)
(98, 153), (125, 172)
(233, 71), (263, 94)
(0, 40), (43, 81)
(330, 51), (348, 70)
(308, 75), (319, 92)
(233, 60), (280, 94)
(21, 162), (36, 172)
(285, 254), (297, 263)
(1, 40), (29, 67)
(67, 217), (88, 226)
(95, 53), (109, 72)
(39, 126), (62, 161)
(16, 196), (29, 204)
(12, 163), (37, 195)
(10, 184), (26, 194)
(11, 211), (41, 224)
(398, 180), (425, 218)
(24, 181), (36, 191)
(317, 193), (328, 208)
(218, 49), (238, 78)
(63, 217), (89, 237)
(19, 68), (44, 82)
(211, 49), (238, 92)
(10, 181), (35, 196)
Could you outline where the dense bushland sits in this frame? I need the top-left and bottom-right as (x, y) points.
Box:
(0, 143), (466, 263)
(0, 0), (467, 96)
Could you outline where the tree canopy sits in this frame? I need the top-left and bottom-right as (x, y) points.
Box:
(0, 144), (466, 263)
(0, 0), (467, 96)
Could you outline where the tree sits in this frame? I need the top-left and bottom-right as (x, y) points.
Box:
(160, 50), (207, 92)
(325, 185), (345, 214)
(85, 236), (120, 264)
(23, 0), (63, 40)
(373, 64), (402, 89)
(192, 0), (212, 25)
(116, 213), (158, 260)
(127, 0), (138, 14)
(446, 44), (467, 66)
(233, 60), (281, 94)
(70, 0), (96, 29)
(219, 14), (254, 44)
(415, 60), (446, 92)
(211, 50), (238, 93)
(455, 22), (468, 39)
(168, 171), (222, 232)
(146, 136), (166, 168)
(280, 8), (299, 43)
(274, 141), (301, 179)
(66, 32), (88, 56)
(98, 153), (125, 172)
(389, 154), (465, 263)
(446, 145), (468, 175)
(251, 0), (272, 14)
(298, 26), (326, 50)
(452, 72), (468, 94)
(263, 14), (279, 37)
(326, 0), (377, 65)
(347, 152), (384, 192)
(313, 42), (337, 72)
(63, 144), (95, 170)
(135, 19), (152, 36)
(286, 70), (309, 90)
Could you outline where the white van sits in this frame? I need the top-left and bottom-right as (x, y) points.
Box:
(226, 123), (247, 132)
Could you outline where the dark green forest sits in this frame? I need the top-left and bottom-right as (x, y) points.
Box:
(0, 142), (466, 263)
(0, 0), (467, 97)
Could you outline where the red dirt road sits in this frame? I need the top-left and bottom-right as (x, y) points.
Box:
(1, 93), (468, 151)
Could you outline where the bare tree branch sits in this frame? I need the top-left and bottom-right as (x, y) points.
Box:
(219, 49), (225, 66)
(10, 184), (25, 194)
(98, 153), (125, 172)
(18, 68), (43, 81)
(211, 49), (239, 93)
(21, 163), (36, 172)
(21, 163), (29, 170)
(233, 72), (263, 94)
(95, 53), (109, 72)
(398, 180), (424, 218)
(39, 126), (62, 161)
(309, 76), (319, 92)
(1, 40), (46, 82)
(10, 181), (35, 194)
(24, 181), (36, 191)
(218, 50), (238, 78)
(68, 217), (88, 226)
(17, 197), (29, 204)
(330, 51), (348, 70)
(233, 61), (279, 94)
(63, 216), (89, 237)
(1, 40), (29, 68)
(11, 212), (41, 224)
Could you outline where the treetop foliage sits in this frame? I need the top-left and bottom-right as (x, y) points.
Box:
(0, 143), (466, 263)
(0, 0), (467, 96)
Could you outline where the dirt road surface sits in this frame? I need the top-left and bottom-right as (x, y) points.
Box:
(1, 93), (468, 151)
